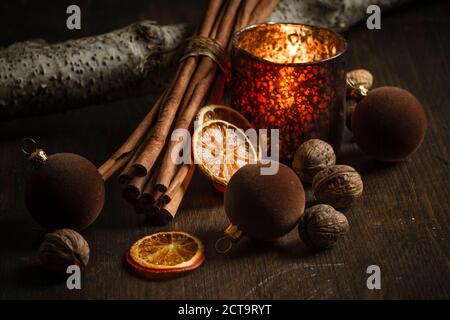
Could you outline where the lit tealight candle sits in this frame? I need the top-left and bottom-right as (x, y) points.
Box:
(231, 23), (347, 162)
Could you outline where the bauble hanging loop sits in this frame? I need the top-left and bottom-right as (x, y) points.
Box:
(214, 224), (243, 254)
(21, 137), (38, 155)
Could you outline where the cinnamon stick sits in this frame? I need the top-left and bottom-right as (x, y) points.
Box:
(117, 87), (175, 184)
(154, 0), (242, 192)
(124, 139), (165, 207)
(118, 131), (150, 184)
(135, 183), (163, 215)
(156, 165), (195, 223)
(98, 93), (163, 181)
(132, 0), (225, 177)
(234, 0), (259, 30)
(122, 174), (150, 203)
(140, 163), (163, 205)
(173, 2), (226, 110)
(160, 164), (192, 204)
(207, 0), (278, 103)
(246, 0), (278, 27)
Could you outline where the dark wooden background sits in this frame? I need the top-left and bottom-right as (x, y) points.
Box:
(0, 0), (449, 299)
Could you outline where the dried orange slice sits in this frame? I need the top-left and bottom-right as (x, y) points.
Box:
(192, 119), (258, 190)
(127, 231), (204, 278)
(196, 104), (254, 130)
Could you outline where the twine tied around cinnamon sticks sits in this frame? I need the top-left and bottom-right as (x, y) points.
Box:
(180, 36), (231, 79)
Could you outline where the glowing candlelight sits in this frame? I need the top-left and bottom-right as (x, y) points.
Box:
(231, 23), (347, 162)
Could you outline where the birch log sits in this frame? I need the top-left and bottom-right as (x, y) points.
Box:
(0, 0), (406, 121)
(0, 22), (189, 120)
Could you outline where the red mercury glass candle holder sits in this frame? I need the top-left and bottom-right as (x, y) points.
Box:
(231, 23), (347, 162)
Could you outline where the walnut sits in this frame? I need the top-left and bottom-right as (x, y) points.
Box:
(312, 165), (363, 208)
(347, 69), (373, 90)
(298, 204), (349, 249)
(38, 229), (89, 273)
(292, 139), (336, 183)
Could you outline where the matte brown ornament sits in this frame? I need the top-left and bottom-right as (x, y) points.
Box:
(222, 161), (305, 244)
(24, 144), (105, 231)
(351, 86), (427, 161)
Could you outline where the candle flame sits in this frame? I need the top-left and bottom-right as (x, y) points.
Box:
(287, 33), (300, 63)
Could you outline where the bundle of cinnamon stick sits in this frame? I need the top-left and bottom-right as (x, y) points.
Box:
(98, 0), (278, 223)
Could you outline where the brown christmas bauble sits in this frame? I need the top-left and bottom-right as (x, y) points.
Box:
(25, 153), (105, 231)
(352, 86), (427, 161)
(224, 161), (305, 241)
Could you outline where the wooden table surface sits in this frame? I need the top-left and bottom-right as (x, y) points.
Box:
(0, 0), (449, 299)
